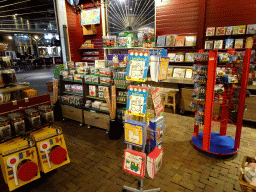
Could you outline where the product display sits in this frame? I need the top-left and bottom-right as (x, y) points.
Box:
(38, 105), (54, 124)
(24, 108), (41, 131)
(0, 116), (12, 142)
(8, 113), (26, 136)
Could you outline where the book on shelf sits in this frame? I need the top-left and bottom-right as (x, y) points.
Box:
(225, 39), (234, 49)
(175, 36), (186, 46)
(185, 69), (193, 78)
(149, 116), (164, 148)
(216, 27), (226, 36)
(234, 39), (244, 49)
(159, 57), (170, 81)
(102, 36), (116, 48)
(214, 40), (223, 49)
(226, 26), (233, 35)
(238, 25), (246, 34)
(206, 27), (215, 36)
(165, 35), (177, 47)
(175, 52), (185, 62)
(118, 37), (128, 47)
(205, 41), (214, 49)
(247, 24), (256, 34)
(185, 36), (197, 46)
(245, 36), (254, 48)
(150, 56), (160, 82)
(185, 53), (195, 62)
(167, 53), (176, 62)
(157, 36), (166, 47)
(167, 67), (174, 78)
(173, 68), (186, 78)
(147, 147), (163, 179)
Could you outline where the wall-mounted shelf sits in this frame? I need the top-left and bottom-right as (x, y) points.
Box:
(205, 34), (255, 40)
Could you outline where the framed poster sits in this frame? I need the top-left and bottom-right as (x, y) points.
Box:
(81, 8), (100, 25)
(126, 86), (148, 117)
(126, 51), (150, 82)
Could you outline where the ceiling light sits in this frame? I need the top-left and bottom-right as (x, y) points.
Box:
(15, 14), (18, 15)
(34, 35), (39, 39)
(8, 36), (13, 40)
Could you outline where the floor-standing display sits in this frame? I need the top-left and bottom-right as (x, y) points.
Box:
(191, 49), (252, 155)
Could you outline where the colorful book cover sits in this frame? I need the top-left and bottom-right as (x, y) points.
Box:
(225, 39), (234, 49)
(206, 27), (215, 36)
(166, 35), (177, 47)
(232, 26), (239, 35)
(185, 69), (193, 78)
(226, 26), (233, 35)
(126, 86), (148, 117)
(168, 53), (176, 62)
(147, 148), (163, 179)
(247, 24), (256, 34)
(185, 36), (197, 46)
(205, 41), (214, 49)
(157, 36), (166, 47)
(173, 68), (186, 78)
(124, 119), (147, 148)
(216, 27), (226, 36)
(185, 53), (195, 62)
(175, 36), (186, 46)
(126, 50), (150, 82)
(167, 67), (174, 78)
(149, 116), (164, 148)
(118, 37), (128, 47)
(151, 88), (164, 116)
(214, 40), (223, 49)
(159, 57), (169, 81)
(175, 52), (185, 62)
(238, 25), (246, 34)
(245, 37), (253, 48)
(102, 36), (116, 48)
(123, 149), (146, 177)
(234, 39), (244, 48)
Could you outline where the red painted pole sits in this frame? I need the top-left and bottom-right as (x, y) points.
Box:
(234, 49), (251, 151)
(202, 50), (218, 151)
(194, 111), (199, 137)
(220, 87), (229, 136)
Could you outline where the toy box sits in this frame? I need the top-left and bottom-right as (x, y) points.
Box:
(149, 116), (164, 148)
(89, 85), (98, 97)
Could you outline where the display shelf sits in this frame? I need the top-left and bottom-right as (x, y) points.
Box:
(60, 102), (83, 110)
(205, 34), (255, 40)
(63, 92), (83, 96)
(147, 77), (194, 84)
(79, 48), (98, 50)
(84, 107), (109, 115)
(84, 82), (111, 87)
(86, 96), (106, 101)
(0, 84), (30, 94)
(62, 80), (83, 84)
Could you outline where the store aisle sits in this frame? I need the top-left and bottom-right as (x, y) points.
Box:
(16, 67), (54, 96)
(1, 113), (255, 192)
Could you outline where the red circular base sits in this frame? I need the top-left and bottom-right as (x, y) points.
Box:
(17, 162), (38, 181)
(50, 146), (67, 165)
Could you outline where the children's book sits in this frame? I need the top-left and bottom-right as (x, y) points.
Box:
(124, 119), (147, 148)
(232, 26), (239, 35)
(173, 68), (186, 78)
(234, 39), (244, 49)
(126, 85), (148, 117)
(238, 25), (246, 34)
(166, 35), (177, 47)
(157, 36), (166, 47)
(158, 57), (170, 81)
(149, 116), (164, 148)
(185, 36), (197, 46)
(225, 39), (234, 49)
(214, 40), (223, 49)
(126, 50), (150, 82)
(167, 67), (174, 78)
(147, 148), (164, 179)
(123, 149), (146, 177)
(245, 37), (254, 48)
(175, 52), (185, 62)
(118, 37), (128, 47)
(216, 27), (226, 36)
(185, 53), (195, 62)
(206, 27), (215, 36)
(185, 69), (193, 78)
(151, 88), (164, 116)
(102, 36), (116, 48)
(175, 36), (186, 46)
(247, 24), (256, 34)
(225, 26), (233, 35)
(205, 41), (214, 49)
(168, 53), (176, 62)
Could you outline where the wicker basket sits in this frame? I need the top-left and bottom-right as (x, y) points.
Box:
(240, 156), (256, 192)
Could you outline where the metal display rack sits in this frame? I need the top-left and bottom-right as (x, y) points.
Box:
(191, 49), (252, 155)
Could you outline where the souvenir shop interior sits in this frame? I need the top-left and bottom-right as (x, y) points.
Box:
(0, 0), (256, 191)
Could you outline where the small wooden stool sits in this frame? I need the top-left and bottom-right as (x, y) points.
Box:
(164, 91), (179, 113)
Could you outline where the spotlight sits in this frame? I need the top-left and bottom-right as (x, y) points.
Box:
(8, 36), (13, 40)
(34, 35), (39, 39)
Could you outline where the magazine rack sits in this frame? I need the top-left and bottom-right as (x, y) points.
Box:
(191, 49), (252, 156)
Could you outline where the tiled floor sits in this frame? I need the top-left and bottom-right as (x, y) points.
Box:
(1, 112), (255, 192)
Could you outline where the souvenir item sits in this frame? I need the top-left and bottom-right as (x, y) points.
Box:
(247, 24), (256, 34)
(215, 84), (224, 93)
(38, 105), (54, 124)
(175, 36), (186, 46)
(185, 53), (195, 62)
(24, 108), (41, 131)
(206, 27), (215, 36)
(8, 113), (25, 136)
(165, 35), (177, 47)
(157, 36), (166, 47)
(0, 116), (11, 141)
(167, 53), (176, 62)
(173, 68), (186, 78)
(185, 36), (197, 46)
(205, 41), (214, 49)
(216, 27), (226, 36)
(149, 116), (164, 148)
(234, 39), (243, 49)
(102, 36), (116, 48)
(225, 26), (233, 35)
(147, 148), (163, 179)
(225, 39), (234, 49)
(214, 40), (223, 49)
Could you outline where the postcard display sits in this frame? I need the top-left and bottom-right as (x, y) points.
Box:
(123, 51), (163, 192)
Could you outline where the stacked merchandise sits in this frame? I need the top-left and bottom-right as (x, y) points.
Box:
(106, 54), (128, 68)
(113, 72), (131, 88)
(117, 90), (127, 104)
(64, 84), (83, 95)
(60, 95), (83, 107)
(157, 35), (197, 47)
(168, 52), (195, 62)
(80, 40), (95, 48)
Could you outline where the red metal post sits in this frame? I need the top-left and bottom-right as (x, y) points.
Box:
(234, 49), (251, 151)
(202, 50), (218, 151)
(220, 86), (229, 136)
(194, 112), (199, 136)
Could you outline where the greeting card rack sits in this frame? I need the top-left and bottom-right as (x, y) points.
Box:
(191, 49), (252, 156)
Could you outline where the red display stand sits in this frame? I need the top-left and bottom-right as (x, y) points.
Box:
(192, 49), (252, 156)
